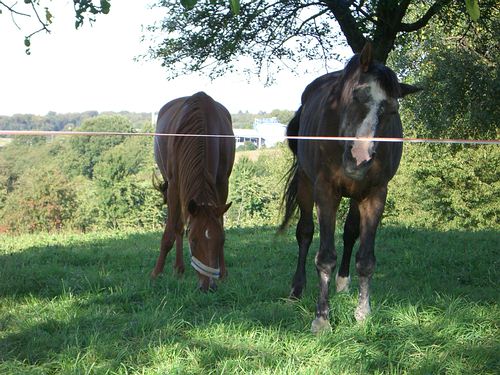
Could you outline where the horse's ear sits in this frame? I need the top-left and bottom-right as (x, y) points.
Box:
(360, 42), (373, 72)
(216, 202), (232, 217)
(399, 83), (422, 98)
(188, 199), (199, 216)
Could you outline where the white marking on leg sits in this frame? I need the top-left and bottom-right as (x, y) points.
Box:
(355, 297), (371, 322)
(311, 317), (332, 334)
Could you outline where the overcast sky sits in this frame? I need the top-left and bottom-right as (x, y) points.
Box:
(0, 2), (349, 116)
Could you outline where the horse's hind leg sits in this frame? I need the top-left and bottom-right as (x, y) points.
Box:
(336, 199), (360, 292)
(290, 174), (314, 299)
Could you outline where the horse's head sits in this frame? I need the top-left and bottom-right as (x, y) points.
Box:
(338, 43), (420, 181)
(186, 199), (231, 292)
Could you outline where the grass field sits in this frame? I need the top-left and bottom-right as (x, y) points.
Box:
(0, 226), (498, 374)
(0, 138), (13, 147)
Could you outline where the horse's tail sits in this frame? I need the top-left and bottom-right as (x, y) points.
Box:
(278, 155), (299, 233)
(152, 172), (168, 205)
(286, 106), (302, 156)
(278, 107), (302, 233)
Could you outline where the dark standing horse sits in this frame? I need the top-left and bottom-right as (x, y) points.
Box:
(280, 44), (420, 332)
(151, 92), (235, 292)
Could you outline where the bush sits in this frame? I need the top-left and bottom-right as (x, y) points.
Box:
(385, 144), (499, 230)
(1, 166), (77, 233)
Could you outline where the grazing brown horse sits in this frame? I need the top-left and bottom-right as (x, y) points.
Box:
(151, 92), (235, 291)
(280, 43), (420, 332)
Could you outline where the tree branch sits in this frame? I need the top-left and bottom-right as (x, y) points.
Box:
(321, 0), (366, 52)
(400, 0), (452, 32)
(0, 1), (30, 17)
(29, 1), (50, 34)
(352, 0), (377, 25)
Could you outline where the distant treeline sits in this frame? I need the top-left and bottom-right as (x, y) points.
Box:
(0, 111), (152, 132)
(0, 109), (295, 133)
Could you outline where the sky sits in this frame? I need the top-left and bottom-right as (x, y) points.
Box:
(0, 1), (350, 117)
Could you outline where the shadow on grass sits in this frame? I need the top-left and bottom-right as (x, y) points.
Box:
(0, 225), (498, 373)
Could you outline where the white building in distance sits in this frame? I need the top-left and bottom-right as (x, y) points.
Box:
(234, 117), (286, 148)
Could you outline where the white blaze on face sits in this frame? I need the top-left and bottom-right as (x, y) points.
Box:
(351, 81), (387, 166)
(205, 229), (210, 240)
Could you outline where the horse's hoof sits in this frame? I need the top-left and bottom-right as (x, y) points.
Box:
(174, 264), (185, 276)
(150, 270), (160, 279)
(354, 303), (371, 322)
(198, 278), (217, 292)
(311, 317), (332, 334)
(335, 274), (351, 293)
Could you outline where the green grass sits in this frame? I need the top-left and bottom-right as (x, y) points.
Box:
(0, 138), (13, 147)
(0, 226), (498, 374)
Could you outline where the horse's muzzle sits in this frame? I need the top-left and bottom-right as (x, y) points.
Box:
(343, 146), (375, 181)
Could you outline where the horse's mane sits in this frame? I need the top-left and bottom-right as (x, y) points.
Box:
(339, 53), (401, 104)
(176, 93), (219, 214)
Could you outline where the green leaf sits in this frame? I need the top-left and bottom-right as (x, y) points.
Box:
(100, 0), (111, 15)
(24, 37), (31, 47)
(465, 0), (480, 21)
(230, 0), (240, 14)
(180, 0), (197, 10)
(45, 8), (53, 24)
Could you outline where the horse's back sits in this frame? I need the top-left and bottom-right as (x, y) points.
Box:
(154, 92), (234, 184)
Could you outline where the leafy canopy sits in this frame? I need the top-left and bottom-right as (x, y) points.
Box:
(0, 0), (110, 53)
(146, 0), (481, 81)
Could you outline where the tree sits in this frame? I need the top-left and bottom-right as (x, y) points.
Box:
(0, 0), (110, 53)
(389, 1), (499, 139)
(146, 0), (484, 80)
(66, 115), (133, 179)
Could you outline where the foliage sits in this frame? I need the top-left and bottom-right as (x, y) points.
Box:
(390, 1), (499, 140)
(91, 136), (163, 230)
(1, 0), (111, 53)
(236, 141), (257, 151)
(0, 114), (164, 234)
(67, 115), (134, 178)
(227, 156), (271, 226)
(0, 110), (498, 235)
(227, 147), (291, 227)
(385, 144), (499, 230)
(0, 111), (151, 132)
(0, 227), (498, 373)
(1, 165), (77, 233)
(146, 0), (472, 80)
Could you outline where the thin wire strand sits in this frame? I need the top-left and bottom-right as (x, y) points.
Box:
(0, 130), (498, 145)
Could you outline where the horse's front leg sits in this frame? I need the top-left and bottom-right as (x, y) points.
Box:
(151, 184), (180, 279)
(174, 230), (185, 275)
(311, 181), (341, 334)
(336, 199), (360, 292)
(355, 186), (387, 321)
(151, 223), (175, 278)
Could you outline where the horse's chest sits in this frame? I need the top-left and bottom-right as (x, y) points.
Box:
(329, 163), (382, 199)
